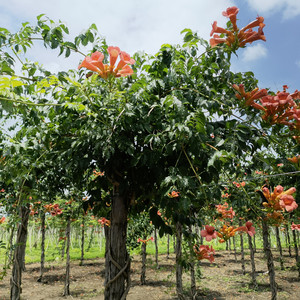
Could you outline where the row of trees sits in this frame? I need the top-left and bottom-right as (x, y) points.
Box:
(0, 6), (299, 300)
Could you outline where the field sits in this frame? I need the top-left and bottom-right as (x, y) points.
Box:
(0, 247), (299, 299)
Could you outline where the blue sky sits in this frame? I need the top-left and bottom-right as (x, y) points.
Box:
(0, 0), (299, 93)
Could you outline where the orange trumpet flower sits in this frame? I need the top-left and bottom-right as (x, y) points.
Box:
(78, 46), (135, 79)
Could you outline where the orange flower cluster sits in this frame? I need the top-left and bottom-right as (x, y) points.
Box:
(216, 224), (245, 243)
(44, 203), (63, 216)
(216, 202), (235, 219)
(193, 244), (215, 263)
(78, 47), (135, 79)
(291, 222), (300, 231)
(168, 191), (180, 198)
(233, 181), (246, 188)
(98, 217), (110, 227)
(262, 185), (297, 225)
(233, 84), (300, 132)
(137, 236), (154, 244)
(0, 216), (5, 224)
(287, 155), (300, 164)
(210, 6), (266, 50)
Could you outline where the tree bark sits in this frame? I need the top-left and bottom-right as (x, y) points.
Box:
(175, 222), (184, 300)
(275, 226), (284, 270)
(285, 224), (292, 257)
(10, 204), (30, 300)
(233, 236), (237, 263)
(37, 211), (46, 282)
(248, 234), (257, 288)
(262, 220), (277, 300)
(140, 242), (146, 285)
(239, 220), (245, 275)
(167, 234), (170, 259)
(63, 217), (71, 296)
(189, 226), (196, 299)
(104, 189), (130, 300)
(87, 226), (95, 252)
(154, 228), (159, 269)
(292, 229), (300, 277)
(80, 215), (85, 266)
(8, 225), (16, 265)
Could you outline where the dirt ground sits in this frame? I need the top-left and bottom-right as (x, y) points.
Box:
(0, 249), (299, 300)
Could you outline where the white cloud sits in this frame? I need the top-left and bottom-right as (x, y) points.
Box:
(0, 0), (235, 55)
(246, 0), (300, 19)
(241, 44), (268, 62)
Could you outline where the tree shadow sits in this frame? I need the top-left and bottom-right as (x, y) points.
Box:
(195, 288), (226, 299)
(131, 279), (174, 288)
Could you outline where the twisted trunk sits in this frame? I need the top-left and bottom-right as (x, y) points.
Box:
(104, 189), (130, 300)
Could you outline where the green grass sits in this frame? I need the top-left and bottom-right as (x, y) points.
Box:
(0, 230), (173, 265)
(0, 226), (285, 266)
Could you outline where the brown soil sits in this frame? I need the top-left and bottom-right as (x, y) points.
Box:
(0, 249), (299, 299)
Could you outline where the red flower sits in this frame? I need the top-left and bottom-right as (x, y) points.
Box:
(222, 7), (239, 31)
(200, 225), (217, 242)
(245, 221), (256, 236)
(279, 194), (298, 212)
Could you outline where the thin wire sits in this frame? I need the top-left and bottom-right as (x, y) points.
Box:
(200, 170), (300, 187)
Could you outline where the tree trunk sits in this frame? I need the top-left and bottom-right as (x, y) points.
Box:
(253, 234), (256, 253)
(262, 219), (277, 300)
(80, 215), (85, 266)
(233, 236), (237, 263)
(154, 228), (159, 269)
(167, 235), (170, 259)
(10, 204), (30, 300)
(175, 222), (184, 300)
(8, 225), (16, 265)
(87, 226), (95, 252)
(239, 220), (245, 275)
(275, 226), (284, 270)
(63, 217), (71, 296)
(61, 227), (66, 260)
(188, 226), (196, 298)
(140, 242), (146, 285)
(285, 224), (292, 257)
(292, 228), (300, 277)
(104, 189), (130, 300)
(248, 234), (257, 288)
(37, 211), (46, 282)
(173, 235), (176, 253)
